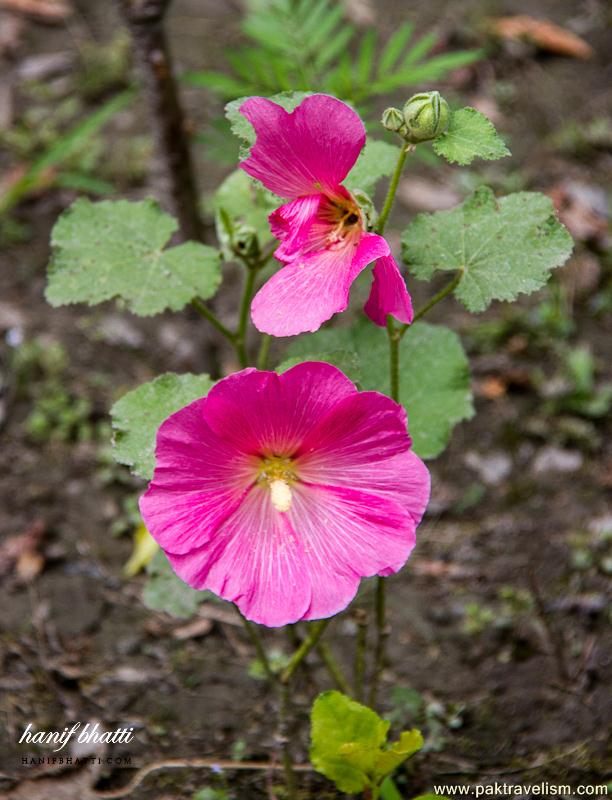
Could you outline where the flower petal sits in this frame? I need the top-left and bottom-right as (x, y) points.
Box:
(269, 194), (325, 263)
(301, 447), (430, 530)
(289, 482), (418, 620)
(166, 486), (312, 627)
(297, 389), (411, 466)
(251, 232), (389, 336)
(239, 94), (365, 198)
(165, 475), (421, 626)
(364, 253), (414, 327)
(202, 364), (357, 455)
(139, 399), (255, 555)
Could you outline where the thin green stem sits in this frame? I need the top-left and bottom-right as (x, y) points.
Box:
(375, 144), (413, 236)
(399, 269), (464, 339)
(240, 615), (275, 683)
(368, 318), (401, 708)
(236, 266), (259, 367)
(257, 334), (272, 370)
(354, 609), (368, 702)
(318, 641), (352, 695)
(386, 316), (400, 403)
(279, 682), (298, 799)
(281, 619), (330, 684)
(191, 298), (236, 344)
(368, 575), (388, 708)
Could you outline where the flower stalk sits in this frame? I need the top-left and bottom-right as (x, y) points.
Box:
(375, 144), (413, 236)
(399, 268), (464, 338)
(191, 298), (236, 344)
(281, 619), (331, 684)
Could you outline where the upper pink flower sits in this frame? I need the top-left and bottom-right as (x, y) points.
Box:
(239, 94), (413, 337)
(140, 363), (430, 627)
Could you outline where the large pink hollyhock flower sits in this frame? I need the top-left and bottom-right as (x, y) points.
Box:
(239, 94), (413, 337)
(140, 363), (430, 627)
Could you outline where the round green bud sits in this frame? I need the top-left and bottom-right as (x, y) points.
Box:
(233, 225), (260, 260)
(402, 91), (450, 143)
(381, 106), (405, 134)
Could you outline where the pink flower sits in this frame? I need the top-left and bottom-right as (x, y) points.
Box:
(239, 94), (413, 337)
(140, 363), (430, 627)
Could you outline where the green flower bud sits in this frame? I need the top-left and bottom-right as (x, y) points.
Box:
(233, 225), (260, 260)
(381, 106), (405, 134)
(402, 91), (450, 143)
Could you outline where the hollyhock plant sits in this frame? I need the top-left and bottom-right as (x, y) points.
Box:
(140, 362), (429, 627)
(239, 94), (414, 336)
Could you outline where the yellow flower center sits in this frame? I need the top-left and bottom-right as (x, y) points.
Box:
(257, 456), (298, 513)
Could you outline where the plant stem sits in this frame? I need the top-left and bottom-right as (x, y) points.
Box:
(354, 608), (368, 701)
(375, 144), (413, 236)
(386, 316), (400, 403)
(279, 681), (298, 799)
(318, 641), (352, 695)
(191, 298), (236, 343)
(369, 575), (388, 708)
(236, 266), (259, 367)
(399, 269), (464, 338)
(118, 0), (202, 241)
(257, 334), (271, 370)
(281, 619), (330, 684)
(239, 614), (275, 683)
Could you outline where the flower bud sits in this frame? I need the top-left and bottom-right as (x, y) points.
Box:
(381, 106), (405, 134)
(233, 225), (260, 260)
(402, 91), (450, 143)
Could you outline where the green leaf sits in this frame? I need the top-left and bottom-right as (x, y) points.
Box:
(375, 729), (424, 777)
(276, 349), (361, 384)
(286, 319), (473, 459)
(142, 550), (205, 618)
(46, 199), (221, 316)
(433, 107), (510, 165)
(378, 21), (415, 75)
(212, 169), (278, 259)
(0, 90), (133, 216)
(402, 186), (573, 312)
(111, 372), (215, 480)
(345, 139), (400, 195)
(380, 777), (404, 800)
(310, 692), (424, 794)
(310, 691), (389, 793)
(225, 91), (312, 156)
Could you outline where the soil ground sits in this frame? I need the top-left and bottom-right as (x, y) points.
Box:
(0, 1), (611, 798)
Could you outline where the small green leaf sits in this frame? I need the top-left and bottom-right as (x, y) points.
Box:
(433, 107), (510, 165)
(286, 319), (473, 459)
(142, 550), (205, 618)
(225, 91), (312, 156)
(402, 187), (573, 312)
(212, 170), (278, 259)
(345, 139), (401, 195)
(111, 372), (215, 480)
(310, 691), (389, 793)
(276, 350), (361, 385)
(46, 199), (222, 316)
(310, 691), (424, 794)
